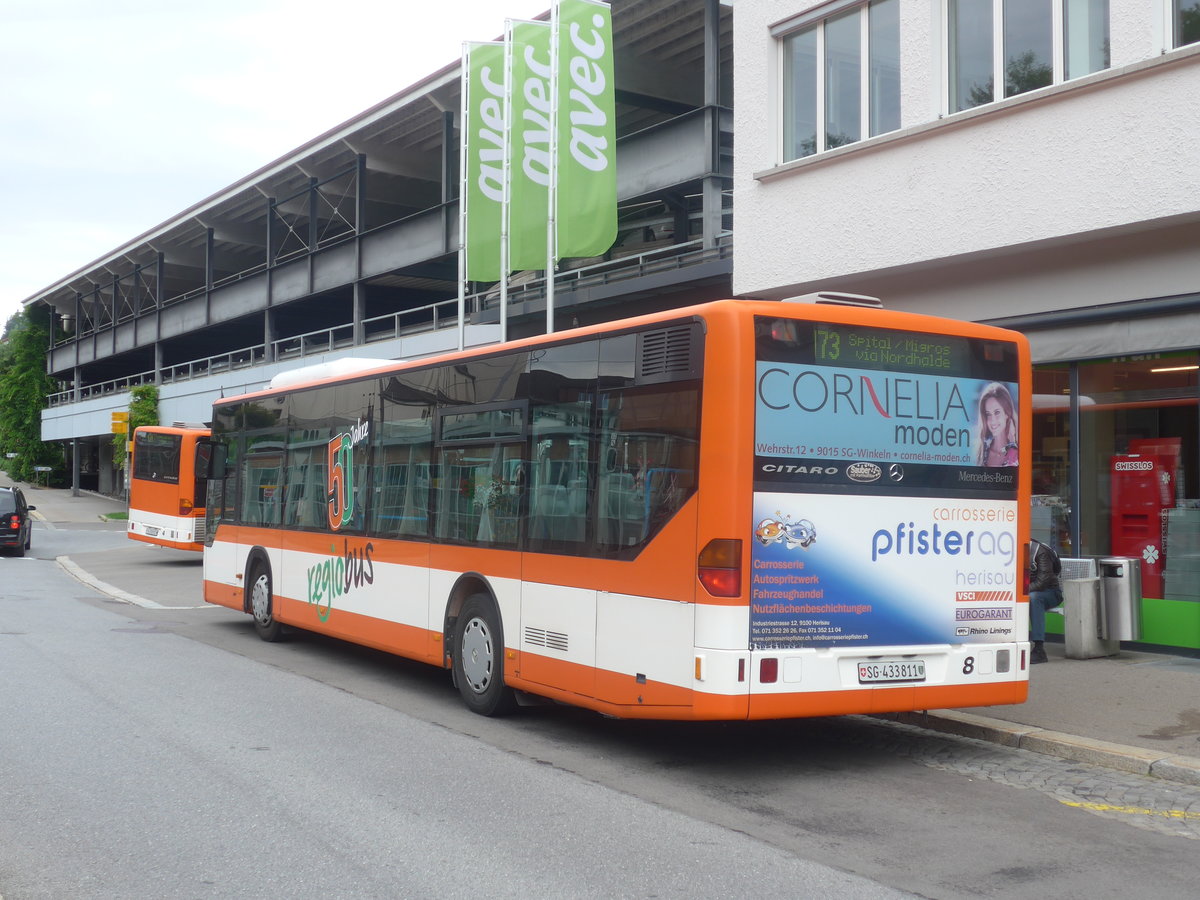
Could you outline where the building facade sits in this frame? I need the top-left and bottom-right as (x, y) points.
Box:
(26, 0), (733, 494)
(734, 0), (1200, 649)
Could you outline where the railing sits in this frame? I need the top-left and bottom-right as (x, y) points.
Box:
(47, 369), (156, 408)
(46, 345), (266, 407)
(500, 236), (733, 306)
(273, 324), (356, 360)
(48, 238), (731, 408)
(362, 297), (473, 344)
(162, 345), (266, 383)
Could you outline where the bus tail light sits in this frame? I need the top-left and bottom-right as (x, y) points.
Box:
(180, 498), (194, 515)
(698, 539), (741, 597)
(760, 658), (778, 683)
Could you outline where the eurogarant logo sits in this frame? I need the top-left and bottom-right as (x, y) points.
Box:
(955, 607), (1013, 621)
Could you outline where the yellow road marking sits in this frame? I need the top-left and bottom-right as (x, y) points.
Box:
(1059, 799), (1200, 820)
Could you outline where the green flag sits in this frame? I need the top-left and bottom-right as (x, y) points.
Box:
(463, 41), (506, 282)
(555, 0), (617, 260)
(508, 20), (552, 272)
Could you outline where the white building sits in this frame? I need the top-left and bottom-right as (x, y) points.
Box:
(734, 0), (1200, 649)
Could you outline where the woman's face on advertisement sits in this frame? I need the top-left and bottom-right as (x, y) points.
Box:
(984, 396), (1008, 438)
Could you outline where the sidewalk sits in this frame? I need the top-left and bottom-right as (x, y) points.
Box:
(1, 471), (127, 525)
(13, 476), (1200, 786)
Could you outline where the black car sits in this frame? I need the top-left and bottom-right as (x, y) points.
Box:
(0, 486), (35, 556)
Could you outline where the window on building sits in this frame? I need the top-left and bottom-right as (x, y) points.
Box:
(1031, 364), (1072, 554)
(948, 0), (1109, 114)
(1065, 0), (1111, 78)
(1078, 352), (1198, 601)
(781, 0), (901, 161)
(1177, 0), (1200, 47)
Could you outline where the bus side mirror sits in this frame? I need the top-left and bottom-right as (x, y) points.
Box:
(196, 441), (227, 479)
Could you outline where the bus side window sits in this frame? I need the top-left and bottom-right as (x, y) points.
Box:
(528, 399), (593, 552)
(242, 453), (282, 527)
(373, 386), (433, 539)
(595, 385), (699, 552)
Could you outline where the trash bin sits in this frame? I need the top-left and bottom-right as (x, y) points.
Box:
(1062, 577), (1118, 659)
(1099, 557), (1143, 642)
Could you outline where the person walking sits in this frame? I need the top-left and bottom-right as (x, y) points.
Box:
(1029, 539), (1063, 663)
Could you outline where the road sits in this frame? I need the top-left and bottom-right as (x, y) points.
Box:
(3, 521), (1200, 898)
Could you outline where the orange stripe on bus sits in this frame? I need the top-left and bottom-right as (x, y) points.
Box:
(204, 580), (243, 611)
(273, 593), (443, 665)
(746, 680), (1029, 720)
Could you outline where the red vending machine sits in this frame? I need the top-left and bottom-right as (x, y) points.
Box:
(1110, 453), (1175, 600)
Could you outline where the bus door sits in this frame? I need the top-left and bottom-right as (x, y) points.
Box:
(203, 432), (284, 608)
(520, 404), (598, 699)
(189, 437), (210, 540)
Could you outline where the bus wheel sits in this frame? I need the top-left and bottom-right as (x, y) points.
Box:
(248, 563), (283, 643)
(453, 593), (516, 716)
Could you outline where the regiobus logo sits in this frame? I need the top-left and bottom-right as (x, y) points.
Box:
(326, 419), (369, 531)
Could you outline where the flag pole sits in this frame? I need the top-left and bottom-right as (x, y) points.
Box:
(500, 22), (516, 345)
(545, 1), (560, 335)
(457, 43), (470, 352)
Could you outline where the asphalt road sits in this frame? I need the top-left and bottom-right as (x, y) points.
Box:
(5, 523), (1200, 898)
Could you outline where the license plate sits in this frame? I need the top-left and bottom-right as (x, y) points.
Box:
(857, 660), (926, 684)
(145, 526), (160, 537)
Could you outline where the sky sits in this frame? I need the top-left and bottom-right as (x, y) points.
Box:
(0, 0), (551, 327)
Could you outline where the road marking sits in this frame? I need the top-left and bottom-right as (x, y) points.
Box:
(1059, 799), (1200, 820)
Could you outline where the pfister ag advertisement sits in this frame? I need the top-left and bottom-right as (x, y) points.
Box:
(750, 493), (1021, 648)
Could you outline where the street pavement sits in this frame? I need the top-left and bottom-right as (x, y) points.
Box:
(9, 473), (1200, 787)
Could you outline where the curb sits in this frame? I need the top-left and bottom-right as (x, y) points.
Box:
(882, 709), (1200, 788)
(56, 555), (166, 609)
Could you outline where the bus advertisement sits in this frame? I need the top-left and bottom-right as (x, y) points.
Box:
(199, 298), (1031, 719)
(129, 425), (212, 551)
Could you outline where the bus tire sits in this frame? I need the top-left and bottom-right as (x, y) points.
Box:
(248, 561), (284, 643)
(453, 593), (516, 716)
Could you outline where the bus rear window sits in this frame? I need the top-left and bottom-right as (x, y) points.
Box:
(133, 433), (183, 484)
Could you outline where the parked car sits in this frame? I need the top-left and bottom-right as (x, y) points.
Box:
(0, 486), (35, 556)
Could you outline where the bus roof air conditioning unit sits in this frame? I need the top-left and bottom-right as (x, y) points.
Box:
(783, 292), (883, 308)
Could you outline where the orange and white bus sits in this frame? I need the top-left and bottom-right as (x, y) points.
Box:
(129, 425), (212, 551)
(200, 297), (1032, 719)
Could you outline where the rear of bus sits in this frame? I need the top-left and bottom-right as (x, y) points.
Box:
(695, 298), (1031, 719)
(128, 426), (211, 551)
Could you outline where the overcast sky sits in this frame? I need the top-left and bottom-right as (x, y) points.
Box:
(0, 0), (550, 327)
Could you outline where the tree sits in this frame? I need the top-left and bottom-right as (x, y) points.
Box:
(0, 308), (64, 483)
(112, 384), (160, 470)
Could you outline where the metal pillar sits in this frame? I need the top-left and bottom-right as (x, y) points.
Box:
(701, 0), (723, 249)
(71, 438), (80, 498)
